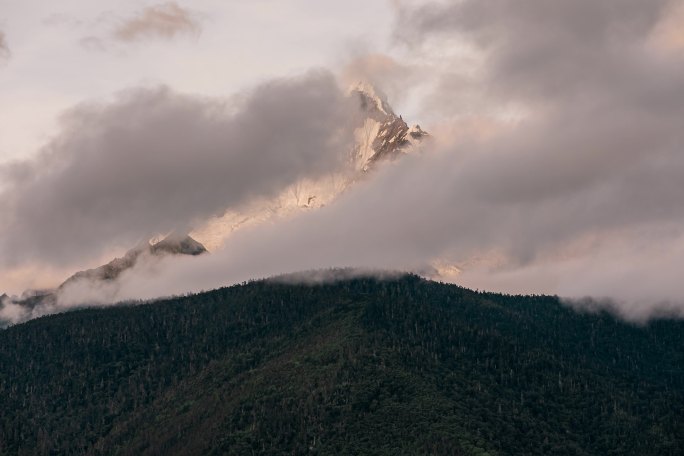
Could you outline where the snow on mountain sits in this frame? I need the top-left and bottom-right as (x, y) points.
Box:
(351, 82), (428, 171)
(192, 83), (428, 250)
(0, 84), (428, 326)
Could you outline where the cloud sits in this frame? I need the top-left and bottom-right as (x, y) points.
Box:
(76, 2), (201, 51)
(55, 130), (684, 322)
(0, 70), (357, 269)
(0, 296), (30, 326)
(4, 0), (684, 324)
(47, 0), (684, 322)
(79, 36), (107, 52)
(392, 0), (680, 119)
(113, 2), (201, 42)
(341, 53), (419, 106)
(0, 31), (9, 61)
(651, 1), (684, 52)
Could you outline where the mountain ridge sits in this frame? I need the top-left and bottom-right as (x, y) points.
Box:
(60, 233), (207, 289)
(0, 234), (207, 325)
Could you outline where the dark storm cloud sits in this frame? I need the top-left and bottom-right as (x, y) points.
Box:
(0, 70), (355, 267)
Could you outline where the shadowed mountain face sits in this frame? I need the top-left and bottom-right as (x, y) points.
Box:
(0, 235), (207, 325)
(0, 273), (682, 455)
(60, 234), (207, 289)
(149, 234), (206, 256)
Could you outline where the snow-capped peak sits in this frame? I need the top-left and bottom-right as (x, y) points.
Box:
(191, 84), (428, 250)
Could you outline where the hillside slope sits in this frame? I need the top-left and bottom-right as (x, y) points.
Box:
(0, 273), (682, 455)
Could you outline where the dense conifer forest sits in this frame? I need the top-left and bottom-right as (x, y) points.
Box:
(0, 273), (682, 455)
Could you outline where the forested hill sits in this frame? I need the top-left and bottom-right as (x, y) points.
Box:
(0, 273), (682, 455)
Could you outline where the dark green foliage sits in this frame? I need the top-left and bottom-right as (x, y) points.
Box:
(0, 273), (682, 455)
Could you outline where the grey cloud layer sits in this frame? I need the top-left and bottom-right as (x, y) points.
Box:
(4, 0), (684, 323)
(0, 71), (355, 267)
(395, 0), (682, 121)
(399, 0), (672, 98)
(72, 0), (684, 321)
(389, 1), (684, 268)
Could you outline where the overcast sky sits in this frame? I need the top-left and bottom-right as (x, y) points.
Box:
(2, 0), (684, 321)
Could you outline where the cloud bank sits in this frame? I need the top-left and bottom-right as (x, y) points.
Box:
(0, 70), (356, 269)
(3, 0), (684, 324)
(55, 0), (684, 322)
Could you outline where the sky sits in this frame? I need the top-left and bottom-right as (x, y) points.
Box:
(0, 0), (394, 163)
(2, 0), (684, 322)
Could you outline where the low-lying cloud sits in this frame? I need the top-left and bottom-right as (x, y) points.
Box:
(58, 137), (683, 323)
(3, 0), (684, 324)
(0, 70), (356, 269)
(50, 0), (684, 322)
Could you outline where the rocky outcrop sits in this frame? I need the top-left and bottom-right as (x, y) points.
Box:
(59, 234), (206, 289)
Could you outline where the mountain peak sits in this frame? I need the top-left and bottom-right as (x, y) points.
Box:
(151, 233), (208, 256)
(59, 234), (207, 289)
(348, 82), (429, 171)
